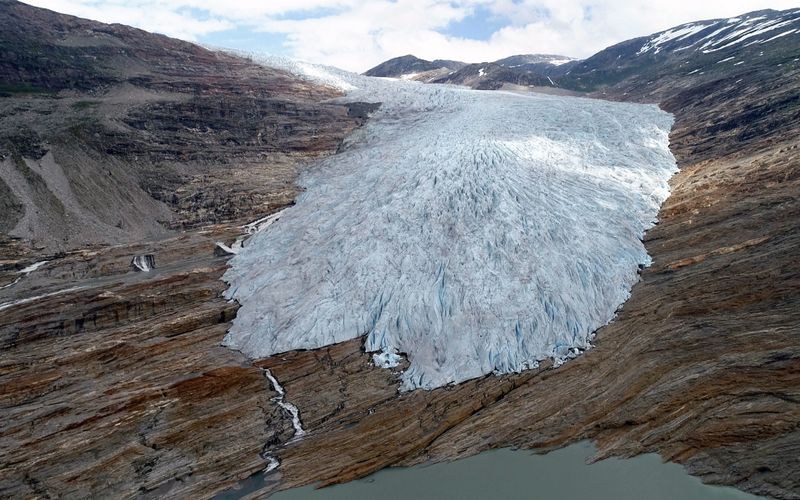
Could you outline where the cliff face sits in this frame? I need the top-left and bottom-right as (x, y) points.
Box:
(1, 2), (799, 499)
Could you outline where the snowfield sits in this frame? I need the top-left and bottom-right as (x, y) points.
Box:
(222, 57), (678, 390)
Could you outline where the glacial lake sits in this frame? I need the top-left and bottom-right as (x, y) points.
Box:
(223, 441), (759, 499)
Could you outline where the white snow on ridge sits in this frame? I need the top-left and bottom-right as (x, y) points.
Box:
(749, 28), (797, 45)
(637, 22), (714, 54)
(702, 18), (798, 52)
(636, 12), (799, 56)
(223, 57), (678, 391)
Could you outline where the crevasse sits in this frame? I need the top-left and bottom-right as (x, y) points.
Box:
(222, 57), (678, 390)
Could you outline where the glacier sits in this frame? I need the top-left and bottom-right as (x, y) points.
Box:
(222, 57), (678, 390)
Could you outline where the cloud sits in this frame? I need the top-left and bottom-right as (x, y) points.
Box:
(23, 0), (800, 71)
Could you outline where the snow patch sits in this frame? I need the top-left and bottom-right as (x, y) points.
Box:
(243, 209), (286, 236)
(745, 28), (797, 45)
(637, 23), (713, 55)
(701, 17), (798, 53)
(131, 255), (155, 272)
(264, 456), (280, 473)
(1, 260), (49, 289)
(0, 277), (21, 290)
(20, 260), (49, 274)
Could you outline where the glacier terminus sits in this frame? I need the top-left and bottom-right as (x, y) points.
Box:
(222, 59), (678, 390)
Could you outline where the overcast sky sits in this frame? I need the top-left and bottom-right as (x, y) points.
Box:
(24, 0), (800, 71)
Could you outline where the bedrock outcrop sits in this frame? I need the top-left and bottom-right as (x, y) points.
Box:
(0, 1), (798, 499)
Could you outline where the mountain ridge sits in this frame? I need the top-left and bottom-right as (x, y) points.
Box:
(366, 8), (800, 92)
(363, 51), (577, 84)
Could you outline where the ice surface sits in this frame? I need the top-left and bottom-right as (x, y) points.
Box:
(222, 57), (678, 390)
(373, 348), (403, 369)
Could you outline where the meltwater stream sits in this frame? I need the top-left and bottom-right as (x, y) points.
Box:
(222, 57), (678, 390)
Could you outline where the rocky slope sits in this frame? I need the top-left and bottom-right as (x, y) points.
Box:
(493, 53), (578, 75)
(364, 53), (576, 89)
(0, 0), (365, 254)
(0, 3), (366, 495)
(363, 54), (466, 82)
(561, 8), (800, 98)
(1, 3), (799, 500)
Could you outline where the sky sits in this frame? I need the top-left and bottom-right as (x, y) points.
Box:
(23, 0), (800, 72)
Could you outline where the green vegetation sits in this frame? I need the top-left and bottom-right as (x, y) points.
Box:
(71, 100), (101, 110)
(0, 83), (48, 96)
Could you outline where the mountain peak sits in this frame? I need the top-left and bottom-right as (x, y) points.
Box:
(363, 55), (466, 77)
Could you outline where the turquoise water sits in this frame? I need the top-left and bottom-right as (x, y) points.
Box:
(224, 441), (758, 500)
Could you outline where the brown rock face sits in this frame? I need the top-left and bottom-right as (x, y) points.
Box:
(1, 2), (798, 500)
(0, 232), (279, 498)
(0, 1), (364, 497)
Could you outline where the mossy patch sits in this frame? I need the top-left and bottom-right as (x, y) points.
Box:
(71, 100), (101, 111)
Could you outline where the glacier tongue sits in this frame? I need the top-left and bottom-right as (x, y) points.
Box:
(222, 59), (677, 391)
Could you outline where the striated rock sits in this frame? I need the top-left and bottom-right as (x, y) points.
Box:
(0, 3), (798, 500)
(0, 228), (296, 498)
